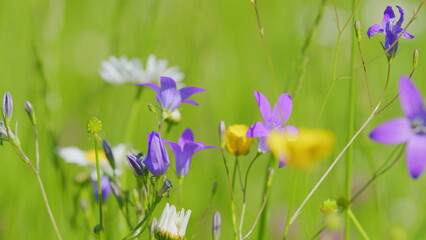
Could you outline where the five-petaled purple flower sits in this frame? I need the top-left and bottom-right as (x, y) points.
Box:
(164, 128), (217, 178)
(246, 91), (297, 166)
(92, 176), (112, 203)
(143, 131), (170, 175)
(370, 76), (426, 179)
(367, 6), (414, 57)
(137, 76), (205, 113)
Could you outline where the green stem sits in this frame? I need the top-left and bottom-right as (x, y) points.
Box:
(283, 171), (300, 240)
(257, 156), (275, 239)
(345, 2), (358, 238)
(94, 138), (104, 240)
(347, 209), (370, 240)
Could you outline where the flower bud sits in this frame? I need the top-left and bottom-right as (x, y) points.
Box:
(102, 140), (115, 169)
(24, 101), (37, 125)
(212, 211), (221, 240)
(225, 124), (253, 155)
(354, 20), (361, 41)
(2, 92), (13, 125)
(320, 199), (338, 214)
(143, 131), (170, 175)
(157, 178), (173, 197)
(127, 154), (145, 177)
(413, 49), (419, 69)
(218, 121), (226, 148)
(165, 109), (181, 123)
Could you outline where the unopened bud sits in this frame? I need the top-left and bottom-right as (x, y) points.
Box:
(148, 104), (156, 114)
(157, 178), (173, 197)
(102, 140), (115, 169)
(212, 211), (221, 240)
(320, 199), (338, 214)
(2, 92), (13, 125)
(165, 109), (181, 123)
(23, 101), (37, 125)
(413, 49), (419, 69)
(354, 20), (361, 41)
(127, 154), (145, 177)
(219, 121), (226, 148)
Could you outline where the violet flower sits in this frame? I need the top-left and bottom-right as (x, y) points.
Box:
(370, 76), (426, 179)
(92, 176), (112, 203)
(144, 131), (170, 175)
(164, 128), (217, 178)
(137, 76), (205, 114)
(367, 6), (414, 58)
(246, 91), (297, 159)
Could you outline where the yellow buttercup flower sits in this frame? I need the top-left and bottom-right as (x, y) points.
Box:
(267, 128), (335, 168)
(226, 124), (253, 155)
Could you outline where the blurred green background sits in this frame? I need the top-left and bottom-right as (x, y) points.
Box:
(1, 0), (426, 239)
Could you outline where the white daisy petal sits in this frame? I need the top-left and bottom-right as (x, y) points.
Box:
(57, 146), (89, 167)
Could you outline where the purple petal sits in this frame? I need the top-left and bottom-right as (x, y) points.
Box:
(182, 99), (199, 105)
(143, 132), (170, 175)
(179, 87), (205, 102)
(159, 77), (180, 111)
(369, 118), (411, 144)
(246, 122), (270, 137)
(258, 137), (270, 153)
(278, 152), (289, 168)
(254, 91), (271, 122)
(196, 145), (219, 152)
(163, 140), (182, 156)
(395, 6), (404, 29)
(271, 93), (292, 125)
(93, 176), (112, 202)
(285, 125), (299, 135)
(179, 128), (194, 146)
(367, 24), (384, 38)
(176, 143), (199, 177)
(399, 76), (425, 119)
(402, 31), (414, 39)
(382, 6), (395, 26)
(406, 135), (426, 179)
(137, 83), (160, 94)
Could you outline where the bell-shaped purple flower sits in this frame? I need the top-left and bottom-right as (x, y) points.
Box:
(137, 77), (205, 112)
(246, 91), (297, 156)
(370, 76), (426, 179)
(163, 128), (217, 178)
(367, 6), (414, 57)
(127, 154), (145, 177)
(92, 176), (112, 203)
(143, 131), (170, 175)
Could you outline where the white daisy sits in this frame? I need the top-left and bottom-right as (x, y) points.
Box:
(142, 54), (184, 85)
(99, 56), (144, 84)
(99, 55), (184, 85)
(57, 143), (127, 176)
(155, 203), (191, 240)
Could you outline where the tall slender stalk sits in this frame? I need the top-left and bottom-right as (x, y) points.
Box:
(257, 155), (275, 239)
(94, 138), (104, 240)
(282, 171), (300, 240)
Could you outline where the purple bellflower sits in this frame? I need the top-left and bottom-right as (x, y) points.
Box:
(370, 76), (426, 179)
(367, 6), (414, 58)
(246, 91), (297, 166)
(144, 131), (170, 175)
(163, 128), (217, 178)
(92, 176), (112, 203)
(137, 76), (205, 113)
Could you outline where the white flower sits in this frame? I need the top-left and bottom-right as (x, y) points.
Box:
(155, 203), (191, 240)
(57, 143), (127, 176)
(99, 55), (184, 85)
(99, 56), (144, 84)
(142, 54), (184, 85)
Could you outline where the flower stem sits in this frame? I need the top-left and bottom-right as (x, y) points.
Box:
(282, 171), (300, 240)
(345, 2), (358, 238)
(257, 155), (275, 239)
(347, 209), (370, 240)
(36, 173), (63, 240)
(94, 137), (104, 240)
